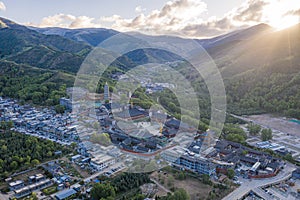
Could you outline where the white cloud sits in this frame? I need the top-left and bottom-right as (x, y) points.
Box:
(104, 0), (208, 35)
(0, 1), (6, 11)
(181, 0), (270, 37)
(135, 6), (146, 13)
(28, 0), (300, 37)
(28, 14), (102, 29)
(100, 0), (271, 37)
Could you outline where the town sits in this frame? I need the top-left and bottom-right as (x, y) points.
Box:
(1, 83), (300, 200)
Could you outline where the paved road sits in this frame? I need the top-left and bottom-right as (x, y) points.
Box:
(222, 164), (296, 200)
(252, 187), (273, 200)
(0, 192), (11, 200)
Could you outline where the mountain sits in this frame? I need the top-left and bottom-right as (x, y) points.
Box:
(0, 17), (92, 73)
(197, 23), (273, 49)
(30, 27), (118, 46)
(0, 17), (299, 118)
(205, 23), (300, 77)
(208, 23), (300, 116)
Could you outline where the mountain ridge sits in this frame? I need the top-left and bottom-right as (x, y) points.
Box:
(0, 17), (299, 118)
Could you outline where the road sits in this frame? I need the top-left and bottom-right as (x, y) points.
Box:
(0, 192), (11, 200)
(222, 164), (296, 200)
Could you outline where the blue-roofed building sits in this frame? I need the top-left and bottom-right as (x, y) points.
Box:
(55, 188), (77, 200)
(292, 168), (300, 179)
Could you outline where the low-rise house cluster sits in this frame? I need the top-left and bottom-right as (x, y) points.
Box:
(255, 141), (289, 156)
(7, 174), (52, 199)
(0, 97), (79, 146)
(213, 140), (284, 178)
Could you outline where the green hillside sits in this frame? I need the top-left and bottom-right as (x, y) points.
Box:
(0, 17), (299, 119)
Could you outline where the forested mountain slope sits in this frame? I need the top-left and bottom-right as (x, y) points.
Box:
(0, 17), (299, 118)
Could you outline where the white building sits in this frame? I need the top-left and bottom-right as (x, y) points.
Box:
(90, 154), (115, 171)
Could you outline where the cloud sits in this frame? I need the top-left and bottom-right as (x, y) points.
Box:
(181, 0), (269, 37)
(28, 14), (102, 28)
(102, 0), (207, 35)
(135, 6), (146, 13)
(28, 0), (300, 37)
(232, 0), (268, 23)
(284, 9), (300, 17)
(103, 0), (269, 37)
(0, 1), (6, 11)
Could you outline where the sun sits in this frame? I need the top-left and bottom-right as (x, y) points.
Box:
(271, 15), (299, 31)
(263, 0), (300, 30)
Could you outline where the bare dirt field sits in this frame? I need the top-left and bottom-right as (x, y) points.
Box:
(150, 170), (234, 200)
(245, 114), (300, 136)
(151, 171), (212, 200)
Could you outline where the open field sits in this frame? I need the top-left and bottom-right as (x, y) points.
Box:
(244, 114), (300, 136)
(151, 171), (212, 199)
(150, 169), (235, 200)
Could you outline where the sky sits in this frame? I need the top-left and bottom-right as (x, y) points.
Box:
(0, 0), (299, 38)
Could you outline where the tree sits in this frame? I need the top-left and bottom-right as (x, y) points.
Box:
(155, 188), (190, 200)
(201, 174), (211, 185)
(226, 134), (245, 143)
(31, 159), (40, 166)
(247, 123), (261, 135)
(227, 168), (235, 179)
(30, 192), (38, 200)
(284, 154), (294, 162)
(90, 133), (111, 146)
(177, 171), (186, 180)
(91, 183), (116, 200)
(172, 188), (190, 200)
(55, 105), (65, 114)
(10, 161), (18, 170)
(261, 128), (272, 141)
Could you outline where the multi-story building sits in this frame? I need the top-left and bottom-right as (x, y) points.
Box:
(90, 154), (115, 171)
(161, 147), (216, 176)
(104, 82), (110, 101)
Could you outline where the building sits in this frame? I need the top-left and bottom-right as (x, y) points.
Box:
(14, 179), (52, 199)
(161, 147), (184, 163)
(90, 154), (115, 171)
(114, 107), (148, 121)
(59, 98), (80, 111)
(176, 155), (216, 176)
(161, 147), (216, 176)
(292, 168), (300, 179)
(55, 188), (77, 200)
(104, 82), (109, 101)
(9, 180), (24, 191)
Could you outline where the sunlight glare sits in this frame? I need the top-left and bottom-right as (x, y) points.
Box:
(263, 0), (300, 30)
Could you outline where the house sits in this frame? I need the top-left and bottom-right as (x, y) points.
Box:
(71, 155), (82, 162)
(14, 179), (52, 199)
(165, 118), (180, 129)
(55, 188), (77, 200)
(162, 128), (177, 138)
